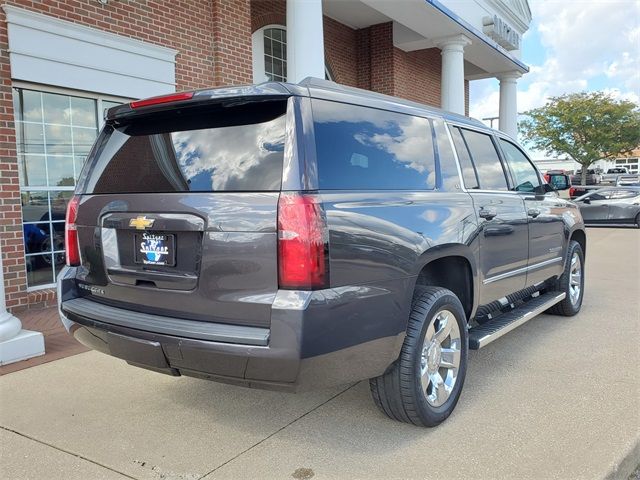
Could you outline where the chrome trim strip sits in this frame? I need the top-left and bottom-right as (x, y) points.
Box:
(471, 292), (566, 349)
(483, 257), (563, 285)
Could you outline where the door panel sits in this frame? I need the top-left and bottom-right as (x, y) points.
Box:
(522, 193), (566, 285)
(471, 192), (528, 304)
(496, 138), (564, 286)
(579, 201), (609, 222)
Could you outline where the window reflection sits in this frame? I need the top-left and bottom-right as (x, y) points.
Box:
(499, 139), (540, 193)
(313, 100), (436, 190)
(460, 129), (509, 191)
(90, 111), (286, 194)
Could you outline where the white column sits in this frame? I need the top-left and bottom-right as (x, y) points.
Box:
(0, 246), (44, 365)
(498, 71), (522, 138)
(435, 34), (472, 115)
(287, 0), (325, 82)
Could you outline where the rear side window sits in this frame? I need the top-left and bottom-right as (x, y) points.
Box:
(80, 101), (287, 194)
(312, 100), (436, 190)
(450, 127), (479, 189)
(460, 129), (509, 191)
(610, 190), (640, 199)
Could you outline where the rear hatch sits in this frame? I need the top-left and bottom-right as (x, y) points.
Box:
(72, 95), (290, 328)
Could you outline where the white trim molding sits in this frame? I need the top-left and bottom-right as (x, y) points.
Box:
(3, 5), (178, 99)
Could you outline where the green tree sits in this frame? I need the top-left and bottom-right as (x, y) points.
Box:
(519, 92), (640, 185)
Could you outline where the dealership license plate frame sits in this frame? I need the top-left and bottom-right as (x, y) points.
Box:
(134, 232), (176, 267)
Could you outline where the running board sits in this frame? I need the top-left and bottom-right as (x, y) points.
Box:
(468, 291), (566, 349)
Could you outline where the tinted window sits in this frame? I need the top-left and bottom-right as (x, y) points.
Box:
(312, 100), (436, 190)
(460, 129), (509, 190)
(499, 139), (541, 193)
(548, 174), (568, 189)
(585, 191), (612, 201)
(610, 190), (640, 199)
(450, 127), (479, 189)
(81, 101), (287, 194)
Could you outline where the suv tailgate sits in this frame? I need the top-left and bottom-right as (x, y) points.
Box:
(71, 98), (289, 329)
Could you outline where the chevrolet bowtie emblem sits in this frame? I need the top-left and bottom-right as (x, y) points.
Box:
(129, 216), (155, 230)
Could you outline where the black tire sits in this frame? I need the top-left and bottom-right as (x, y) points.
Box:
(546, 240), (585, 316)
(369, 286), (468, 427)
(635, 213), (640, 229)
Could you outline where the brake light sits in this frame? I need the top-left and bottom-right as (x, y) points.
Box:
(130, 92), (194, 109)
(277, 193), (329, 290)
(65, 195), (81, 266)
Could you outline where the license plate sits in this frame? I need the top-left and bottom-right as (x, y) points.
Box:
(134, 233), (176, 266)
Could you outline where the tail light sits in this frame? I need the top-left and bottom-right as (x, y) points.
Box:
(65, 195), (81, 266)
(277, 193), (329, 290)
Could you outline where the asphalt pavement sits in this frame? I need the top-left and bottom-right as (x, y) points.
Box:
(1, 227), (638, 480)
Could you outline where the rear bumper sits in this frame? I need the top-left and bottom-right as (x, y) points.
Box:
(58, 267), (410, 391)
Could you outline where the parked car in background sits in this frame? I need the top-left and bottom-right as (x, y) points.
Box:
(571, 168), (602, 186)
(616, 174), (640, 187)
(569, 185), (600, 199)
(602, 167), (629, 184)
(57, 78), (586, 427)
(575, 187), (640, 227)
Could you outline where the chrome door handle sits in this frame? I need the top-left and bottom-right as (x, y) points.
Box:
(479, 208), (497, 220)
(528, 208), (541, 218)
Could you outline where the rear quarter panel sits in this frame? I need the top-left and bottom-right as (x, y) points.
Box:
(322, 190), (478, 337)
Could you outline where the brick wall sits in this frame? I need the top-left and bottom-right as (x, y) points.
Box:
(323, 16), (358, 87)
(394, 48), (442, 108)
(212, 0), (253, 85)
(0, 6), (25, 310)
(0, 0), (253, 311)
(465, 80), (470, 116)
(367, 22), (396, 96)
(251, 0), (285, 32)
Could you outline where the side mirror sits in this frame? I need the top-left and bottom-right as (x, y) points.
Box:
(582, 198), (591, 204)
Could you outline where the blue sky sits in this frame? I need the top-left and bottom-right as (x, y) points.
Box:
(469, 0), (640, 151)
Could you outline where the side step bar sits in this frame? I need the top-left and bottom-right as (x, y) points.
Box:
(468, 291), (565, 349)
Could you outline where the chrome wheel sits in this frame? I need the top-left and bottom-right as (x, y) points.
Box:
(420, 309), (462, 407)
(569, 252), (582, 306)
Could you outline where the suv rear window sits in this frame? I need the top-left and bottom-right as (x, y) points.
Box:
(312, 100), (436, 190)
(79, 101), (287, 194)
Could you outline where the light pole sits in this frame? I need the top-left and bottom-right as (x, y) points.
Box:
(0, 245), (44, 365)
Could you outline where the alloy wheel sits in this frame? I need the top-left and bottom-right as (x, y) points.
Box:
(569, 252), (582, 306)
(420, 309), (462, 407)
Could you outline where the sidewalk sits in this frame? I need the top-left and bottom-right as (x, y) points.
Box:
(0, 306), (88, 376)
(1, 227), (638, 480)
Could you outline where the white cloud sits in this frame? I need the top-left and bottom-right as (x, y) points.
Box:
(470, 0), (639, 156)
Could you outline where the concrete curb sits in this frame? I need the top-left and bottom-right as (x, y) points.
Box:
(605, 439), (640, 480)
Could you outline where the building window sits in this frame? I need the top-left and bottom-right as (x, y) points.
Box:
(252, 25), (333, 83)
(264, 27), (287, 82)
(13, 86), (124, 288)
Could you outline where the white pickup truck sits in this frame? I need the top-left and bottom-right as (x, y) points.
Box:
(602, 167), (629, 184)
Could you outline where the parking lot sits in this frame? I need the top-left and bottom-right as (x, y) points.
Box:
(1, 227), (638, 480)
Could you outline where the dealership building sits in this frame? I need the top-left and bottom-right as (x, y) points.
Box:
(0, 0), (530, 323)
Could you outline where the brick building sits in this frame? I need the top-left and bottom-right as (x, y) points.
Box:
(0, 0), (531, 312)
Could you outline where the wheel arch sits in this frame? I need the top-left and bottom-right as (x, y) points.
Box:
(412, 245), (478, 321)
(569, 228), (587, 257)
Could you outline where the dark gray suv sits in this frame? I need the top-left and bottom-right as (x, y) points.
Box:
(58, 78), (586, 427)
